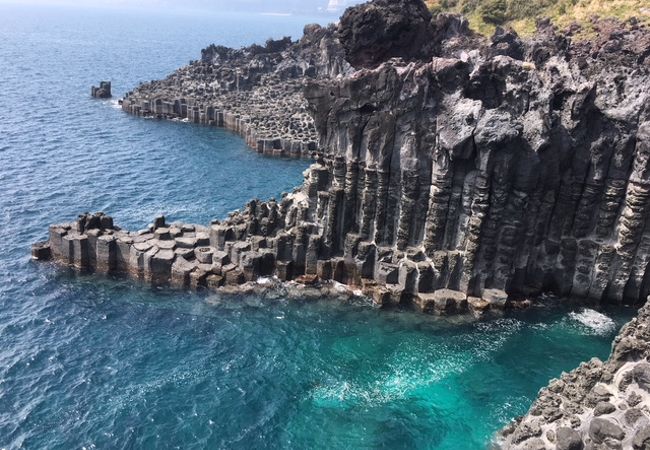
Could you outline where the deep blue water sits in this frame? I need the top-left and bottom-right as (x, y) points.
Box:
(0, 4), (636, 449)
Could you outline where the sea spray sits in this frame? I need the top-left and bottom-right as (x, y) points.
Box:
(568, 308), (617, 336)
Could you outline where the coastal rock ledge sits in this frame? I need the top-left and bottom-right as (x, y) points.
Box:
(33, 0), (650, 446)
(110, 0), (650, 310)
(118, 26), (348, 158)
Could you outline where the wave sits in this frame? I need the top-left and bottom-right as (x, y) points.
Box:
(309, 318), (523, 408)
(568, 308), (616, 335)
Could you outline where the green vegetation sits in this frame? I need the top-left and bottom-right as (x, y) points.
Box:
(426, 0), (650, 36)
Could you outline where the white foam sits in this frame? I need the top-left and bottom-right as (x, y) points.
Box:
(332, 281), (349, 293)
(568, 308), (616, 335)
(309, 318), (524, 408)
(310, 350), (482, 408)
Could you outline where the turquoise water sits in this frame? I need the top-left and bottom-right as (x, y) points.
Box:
(0, 4), (636, 449)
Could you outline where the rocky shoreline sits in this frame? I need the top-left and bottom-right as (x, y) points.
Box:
(31, 211), (526, 315)
(119, 26), (350, 158)
(116, 0), (650, 310)
(34, 0), (650, 447)
(498, 298), (650, 449)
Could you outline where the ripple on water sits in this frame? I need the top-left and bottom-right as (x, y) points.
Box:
(0, 4), (638, 450)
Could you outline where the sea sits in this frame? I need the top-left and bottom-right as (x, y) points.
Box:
(0, 3), (636, 449)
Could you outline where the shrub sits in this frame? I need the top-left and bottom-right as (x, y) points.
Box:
(460, 0), (481, 14)
(506, 0), (556, 20)
(479, 0), (508, 24)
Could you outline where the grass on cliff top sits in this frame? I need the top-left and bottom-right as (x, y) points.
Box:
(425, 0), (650, 37)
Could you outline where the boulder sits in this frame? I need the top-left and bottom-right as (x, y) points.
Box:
(588, 418), (625, 444)
(556, 427), (583, 450)
(336, 0), (435, 68)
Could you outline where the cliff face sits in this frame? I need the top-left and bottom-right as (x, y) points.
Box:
(120, 26), (349, 157)
(32, 1), (650, 446)
(48, 0), (650, 314)
(298, 0), (650, 308)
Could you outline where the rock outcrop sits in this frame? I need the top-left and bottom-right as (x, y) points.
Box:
(120, 27), (350, 157)
(91, 81), (111, 98)
(301, 1), (650, 308)
(336, 0), (438, 68)
(50, 0), (650, 312)
(498, 298), (650, 449)
(31, 212), (365, 301)
(36, 1), (650, 445)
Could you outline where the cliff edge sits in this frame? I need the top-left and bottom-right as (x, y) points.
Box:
(33, 2), (650, 446)
(45, 0), (650, 311)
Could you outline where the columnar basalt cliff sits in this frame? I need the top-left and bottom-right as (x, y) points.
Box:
(120, 26), (349, 157)
(33, 2), (650, 447)
(41, 0), (650, 312)
(302, 1), (650, 310)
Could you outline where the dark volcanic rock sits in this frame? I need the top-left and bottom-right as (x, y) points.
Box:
(336, 0), (436, 68)
(120, 24), (350, 158)
(91, 81), (111, 98)
(490, 26), (525, 60)
(499, 301), (650, 449)
(69, 0), (650, 324)
(38, 3), (650, 447)
(303, 9), (649, 308)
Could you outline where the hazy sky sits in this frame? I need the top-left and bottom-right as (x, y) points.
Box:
(0, 0), (365, 14)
